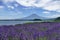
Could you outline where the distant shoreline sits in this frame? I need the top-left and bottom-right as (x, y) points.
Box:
(0, 19), (46, 21)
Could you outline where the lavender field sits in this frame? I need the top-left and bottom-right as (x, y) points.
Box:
(0, 22), (60, 40)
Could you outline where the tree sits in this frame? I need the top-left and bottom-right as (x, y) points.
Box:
(54, 17), (60, 22)
(33, 19), (42, 21)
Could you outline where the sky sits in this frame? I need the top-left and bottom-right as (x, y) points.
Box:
(0, 0), (60, 19)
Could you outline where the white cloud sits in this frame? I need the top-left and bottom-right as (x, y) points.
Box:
(2, 0), (60, 19)
(8, 6), (14, 9)
(15, 0), (35, 7)
(45, 14), (60, 18)
(15, 0), (60, 12)
(43, 11), (50, 14)
(0, 6), (4, 8)
(15, 0), (52, 7)
(3, 0), (60, 12)
(43, 1), (60, 12)
(52, 14), (60, 18)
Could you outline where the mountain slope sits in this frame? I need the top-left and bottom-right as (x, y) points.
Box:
(22, 14), (45, 19)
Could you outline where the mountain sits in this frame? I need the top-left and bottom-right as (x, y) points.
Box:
(22, 14), (45, 20)
(54, 17), (60, 22)
(55, 17), (60, 19)
(0, 14), (47, 21)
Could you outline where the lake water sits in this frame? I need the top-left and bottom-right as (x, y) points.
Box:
(0, 21), (42, 25)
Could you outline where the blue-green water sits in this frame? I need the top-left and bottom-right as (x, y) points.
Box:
(0, 21), (42, 25)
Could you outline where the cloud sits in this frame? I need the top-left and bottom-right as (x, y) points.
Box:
(43, 11), (50, 14)
(15, 0), (60, 12)
(8, 6), (15, 9)
(44, 14), (60, 18)
(2, 0), (60, 19)
(0, 6), (4, 8)
(52, 14), (60, 18)
(3, 0), (60, 12)
(43, 1), (60, 12)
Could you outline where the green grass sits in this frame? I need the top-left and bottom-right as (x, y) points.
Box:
(38, 37), (47, 40)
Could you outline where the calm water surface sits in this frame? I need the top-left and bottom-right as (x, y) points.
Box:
(0, 21), (42, 25)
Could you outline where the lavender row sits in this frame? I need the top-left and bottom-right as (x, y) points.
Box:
(0, 22), (60, 40)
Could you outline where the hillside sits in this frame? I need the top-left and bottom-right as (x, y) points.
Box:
(54, 17), (60, 22)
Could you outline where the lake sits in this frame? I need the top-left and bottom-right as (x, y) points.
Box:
(0, 21), (42, 25)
